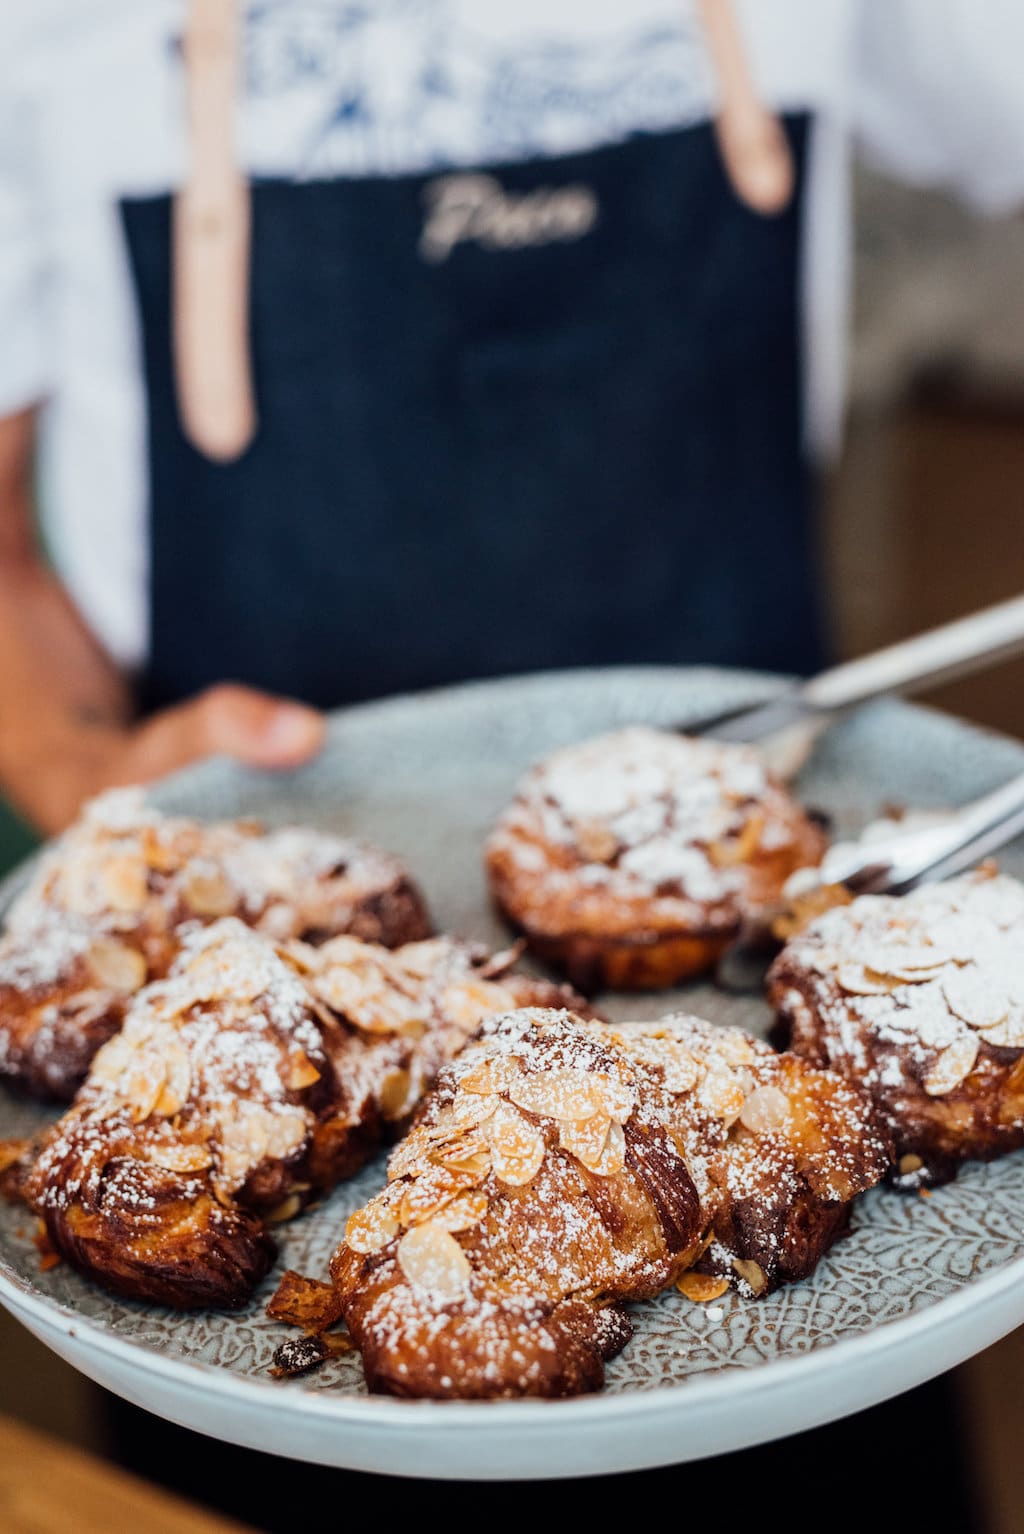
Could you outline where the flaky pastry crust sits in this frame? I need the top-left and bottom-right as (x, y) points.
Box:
(0, 789), (429, 1100)
(20, 923), (576, 1308)
(769, 869), (1024, 1184)
(314, 1007), (889, 1398)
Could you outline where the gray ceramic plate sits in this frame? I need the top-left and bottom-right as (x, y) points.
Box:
(2, 667), (1024, 1481)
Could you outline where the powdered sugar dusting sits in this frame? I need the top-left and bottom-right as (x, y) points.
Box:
(780, 870), (1024, 1104)
(330, 1005), (888, 1397)
(486, 727), (820, 927)
(33, 920), (325, 1213)
(0, 789), (426, 1094)
(770, 869), (1024, 1178)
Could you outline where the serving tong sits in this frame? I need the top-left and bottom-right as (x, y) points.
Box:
(798, 770), (1024, 901)
(691, 596), (1024, 986)
(684, 594), (1024, 781)
(718, 768), (1024, 993)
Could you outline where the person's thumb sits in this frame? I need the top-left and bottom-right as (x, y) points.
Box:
(130, 684), (326, 778)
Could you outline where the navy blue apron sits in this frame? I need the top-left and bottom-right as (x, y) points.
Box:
(122, 116), (821, 712)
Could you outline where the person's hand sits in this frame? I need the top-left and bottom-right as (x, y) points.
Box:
(2, 683), (325, 836)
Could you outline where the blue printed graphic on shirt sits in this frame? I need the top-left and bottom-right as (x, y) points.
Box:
(242, 0), (714, 178)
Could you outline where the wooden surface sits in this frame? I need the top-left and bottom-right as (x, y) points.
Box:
(962, 1330), (1024, 1534)
(0, 1415), (253, 1534)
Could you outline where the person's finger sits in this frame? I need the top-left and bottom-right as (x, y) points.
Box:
(128, 684), (325, 777)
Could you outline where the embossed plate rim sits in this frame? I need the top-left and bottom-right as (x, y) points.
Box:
(1, 1216), (1024, 1429)
(2, 666), (1024, 1476)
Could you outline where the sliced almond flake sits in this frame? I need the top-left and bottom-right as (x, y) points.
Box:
(624, 1023), (680, 1042)
(307, 935), (364, 970)
(459, 1055), (519, 1096)
(509, 1067), (605, 1123)
(709, 1029), (756, 1067)
(429, 1136), (492, 1182)
(836, 965), (902, 997)
(477, 942), (526, 980)
(345, 1199), (401, 1254)
(267, 1193), (304, 1225)
(623, 1037), (699, 1094)
(99, 855), (149, 913)
(263, 1109), (311, 1163)
(379, 1068), (414, 1121)
(924, 1033), (980, 1097)
(574, 819), (619, 863)
(485, 1101), (546, 1187)
(449, 1091), (501, 1130)
(392, 939), (451, 978)
(182, 868), (237, 917)
(58, 859), (104, 917)
(0, 1140), (29, 1176)
(400, 1169), (468, 1228)
(976, 1015), (1024, 1050)
(942, 969), (1010, 1031)
(595, 1072), (637, 1125)
(433, 1190), (489, 1233)
(732, 1258), (767, 1296)
(590, 1119), (626, 1177)
(140, 826), (181, 873)
(914, 1009), (962, 1049)
(559, 1113), (612, 1173)
(153, 1041), (192, 1117)
(124, 1051), (169, 1124)
(216, 1103), (266, 1189)
(85, 938), (147, 994)
(1000, 965), (1024, 1010)
(314, 969), (414, 1034)
(698, 1061), (746, 1124)
(739, 1084), (792, 1134)
(877, 963), (947, 985)
(925, 915), (984, 963)
(677, 1272), (730, 1304)
(708, 812), (764, 868)
(216, 1101), (308, 1194)
(277, 939), (320, 975)
(186, 946), (265, 1004)
(397, 1221), (472, 1303)
(287, 1049), (322, 1092)
(440, 979), (516, 1033)
(386, 1128), (437, 1182)
(90, 1033), (135, 1087)
(874, 943), (950, 977)
(145, 1142), (213, 1174)
(562, 1115), (626, 1177)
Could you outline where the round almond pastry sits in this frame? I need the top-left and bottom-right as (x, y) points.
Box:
(767, 868), (1024, 1186)
(0, 788), (431, 1101)
(484, 727), (827, 991)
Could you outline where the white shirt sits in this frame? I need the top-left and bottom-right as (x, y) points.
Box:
(2, 0), (1024, 671)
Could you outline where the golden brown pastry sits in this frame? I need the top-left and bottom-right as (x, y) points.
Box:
(315, 1006), (889, 1398)
(0, 788), (430, 1100)
(22, 922), (574, 1309)
(484, 728), (827, 990)
(769, 868), (1024, 1186)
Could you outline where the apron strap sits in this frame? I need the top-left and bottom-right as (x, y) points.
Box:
(169, 0), (785, 464)
(173, 0), (256, 461)
(695, 0), (794, 215)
